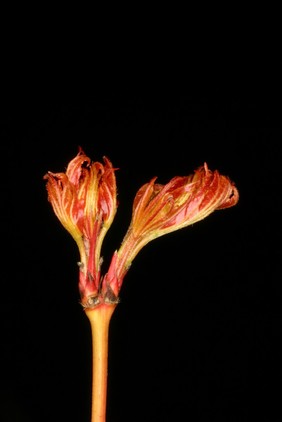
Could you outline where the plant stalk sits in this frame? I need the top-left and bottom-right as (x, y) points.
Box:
(86, 304), (116, 422)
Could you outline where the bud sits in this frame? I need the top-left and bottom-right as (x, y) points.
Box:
(44, 148), (117, 306)
(104, 163), (239, 294)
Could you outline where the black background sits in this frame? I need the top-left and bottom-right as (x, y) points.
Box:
(1, 86), (281, 421)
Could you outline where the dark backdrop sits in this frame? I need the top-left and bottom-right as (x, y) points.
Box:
(1, 89), (281, 421)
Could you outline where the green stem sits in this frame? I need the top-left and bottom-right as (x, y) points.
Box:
(86, 304), (116, 422)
